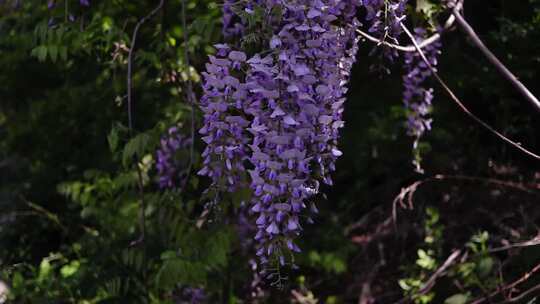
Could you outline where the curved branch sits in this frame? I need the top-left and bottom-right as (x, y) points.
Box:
(126, 0), (165, 246)
(418, 250), (462, 295)
(180, 0), (196, 192)
(471, 262), (540, 304)
(494, 283), (540, 303)
(127, 1), (165, 133)
(400, 22), (540, 161)
(356, 28), (441, 52)
(357, 0), (463, 52)
(450, 7), (540, 113)
(489, 235), (540, 253)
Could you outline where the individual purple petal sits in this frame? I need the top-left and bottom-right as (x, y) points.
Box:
(265, 222), (279, 234)
(229, 51), (247, 62)
(270, 36), (282, 49)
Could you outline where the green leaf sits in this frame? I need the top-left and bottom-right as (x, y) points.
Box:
(206, 231), (231, 267)
(102, 16), (114, 32)
(156, 259), (204, 288)
(33, 45), (48, 62)
(12, 272), (24, 289)
(108, 127), (119, 153)
(398, 279), (411, 291)
(477, 256), (494, 278)
(38, 22), (48, 43)
(54, 27), (64, 42)
(60, 260), (80, 278)
(59, 46), (68, 61)
(308, 251), (322, 264)
(48, 45), (59, 62)
(325, 254), (346, 274)
(416, 249), (436, 270)
(37, 259), (52, 283)
(122, 132), (152, 168)
(444, 294), (469, 304)
(160, 250), (177, 260)
(416, 0), (436, 17)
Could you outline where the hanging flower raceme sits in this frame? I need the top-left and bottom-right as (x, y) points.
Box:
(222, 0), (244, 39)
(222, 0), (268, 40)
(402, 27), (441, 143)
(199, 0), (362, 278)
(198, 44), (251, 192)
(198, 0), (446, 286)
(361, 0), (408, 62)
(244, 1), (364, 271)
(156, 127), (193, 189)
(47, 0), (90, 9)
(179, 287), (206, 304)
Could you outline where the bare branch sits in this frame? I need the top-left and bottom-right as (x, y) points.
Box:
(450, 6), (540, 113)
(392, 173), (539, 226)
(400, 22), (540, 161)
(180, 0), (197, 192)
(126, 0), (165, 246)
(489, 234), (540, 253)
(493, 283), (540, 303)
(471, 262), (540, 304)
(418, 250), (462, 295)
(430, 174), (537, 194)
(356, 28), (430, 52)
(390, 250), (462, 304)
(356, 0), (463, 53)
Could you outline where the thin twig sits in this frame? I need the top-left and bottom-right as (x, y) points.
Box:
(356, 28), (421, 52)
(494, 283), (540, 303)
(126, 0), (165, 246)
(390, 250), (462, 304)
(344, 205), (384, 236)
(450, 5), (540, 113)
(418, 250), (462, 295)
(180, 0), (196, 192)
(489, 234), (540, 253)
(432, 174), (538, 194)
(18, 197), (68, 232)
(470, 262), (540, 304)
(356, 0), (463, 53)
(391, 173), (539, 226)
(400, 22), (540, 161)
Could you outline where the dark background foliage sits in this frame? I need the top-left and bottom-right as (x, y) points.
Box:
(1, 0), (539, 303)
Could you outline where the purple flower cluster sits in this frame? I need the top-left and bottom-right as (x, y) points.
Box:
(235, 207), (267, 299)
(200, 0), (361, 272)
(47, 0), (90, 26)
(179, 287), (206, 304)
(1, 0), (21, 9)
(222, 0), (244, 39)
(361, 0), (408, 62)
(222, 0), (268, 40)
(402, 27), (441, 143)
(47, 0), (89, 9)
(156, 127), (192, 189)
(248, 258), (267, 298)
(198, 44), (250, 192)
(246, 1), (362, 268)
